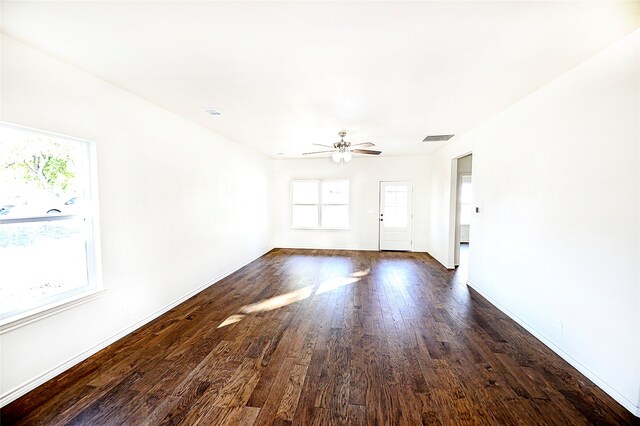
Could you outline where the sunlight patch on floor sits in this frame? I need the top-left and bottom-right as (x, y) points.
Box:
(217, 314), (245, 328)
(315, 276), (360, 296)
(239, 286), (314, 314)
(217, 268), (371, 328)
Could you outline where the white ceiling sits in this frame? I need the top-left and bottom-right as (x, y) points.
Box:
(1, 1), (638, 158)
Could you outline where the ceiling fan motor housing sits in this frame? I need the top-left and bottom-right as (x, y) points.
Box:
(335, 141), (350, 152)
(335, 131), (349, 151)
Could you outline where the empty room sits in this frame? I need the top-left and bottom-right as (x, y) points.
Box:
(0, 1), (638, 424)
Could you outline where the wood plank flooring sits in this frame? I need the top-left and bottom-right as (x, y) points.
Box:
(2, 248), (637, 425)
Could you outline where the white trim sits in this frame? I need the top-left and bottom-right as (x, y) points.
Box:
(274, 245), (380, 251)
(447, 151), (473, 269)
(447, 158), (458, 267)
(466, 279), (640, 417)
(273, 245), (430, 253)
(412, 247), (430, 253)
(0, 121), (93, 144)
(0, 289), (105, 334)
(0, 246), (274, 408)
(428, 251), (455, 269)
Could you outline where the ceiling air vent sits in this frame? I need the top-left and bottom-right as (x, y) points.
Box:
(422, 134), (455, 142)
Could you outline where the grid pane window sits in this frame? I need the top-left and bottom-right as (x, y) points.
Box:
(291, 205), (319, 228)
(0, 123), (101, 323)
(291, 181), (319, 204)
(321, 205), (348, 228)
(291, 180), (349, 228)
(321, 181), (349, 204)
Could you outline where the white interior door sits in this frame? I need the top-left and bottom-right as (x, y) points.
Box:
(379, 181), (413, 251)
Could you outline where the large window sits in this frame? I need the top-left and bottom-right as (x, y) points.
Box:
(0, 123), (102, 326)
(291, 180), (349, 229)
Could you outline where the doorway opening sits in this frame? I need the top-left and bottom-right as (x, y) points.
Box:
(454, 154), (472, 280)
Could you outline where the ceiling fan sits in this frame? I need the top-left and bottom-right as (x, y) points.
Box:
(303, 131), (381, 163)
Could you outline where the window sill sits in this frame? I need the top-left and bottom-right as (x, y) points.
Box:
(0, 288), (106, 334)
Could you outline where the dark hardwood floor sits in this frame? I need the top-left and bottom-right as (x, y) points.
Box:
(2, 248), (637, 425)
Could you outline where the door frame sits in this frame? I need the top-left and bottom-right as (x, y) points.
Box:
(454, 172), (472, 266)
(378, 180), (414, 251)
(448, 152), (472, 268)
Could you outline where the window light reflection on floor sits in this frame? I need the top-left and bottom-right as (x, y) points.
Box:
(216, 268), (371, 328)
(240, 286), (313, 314)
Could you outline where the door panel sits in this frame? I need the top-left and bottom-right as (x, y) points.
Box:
(379, 181), (413, 251)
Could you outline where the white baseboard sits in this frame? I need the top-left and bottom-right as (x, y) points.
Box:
(274, 245), (380, 251)
(427, 251), (455, 269)
(466, 280), (640, 417)
(412, 246), (430, 253)
(0, 246), (275, 408)
(274, 246), (430, 253)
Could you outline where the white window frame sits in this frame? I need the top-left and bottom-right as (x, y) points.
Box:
(291, 179), (350, 230)
(0, 122), (104, 333)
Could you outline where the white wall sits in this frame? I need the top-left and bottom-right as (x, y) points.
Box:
(0, 35), (273, 404)
(427, 31), (640, 414)
(273, 156), (431, 252)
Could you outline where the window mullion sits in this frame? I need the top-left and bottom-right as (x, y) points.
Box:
(0, 214), (81, 225)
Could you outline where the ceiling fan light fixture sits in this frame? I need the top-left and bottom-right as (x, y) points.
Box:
(303, 131), (381, 163)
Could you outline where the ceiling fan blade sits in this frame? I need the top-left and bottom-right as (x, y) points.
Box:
(302, 150), (335, 155)
(351, 149), (381, 155)
(350, 142), (375, 148)
(312, 143), (335, 148)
